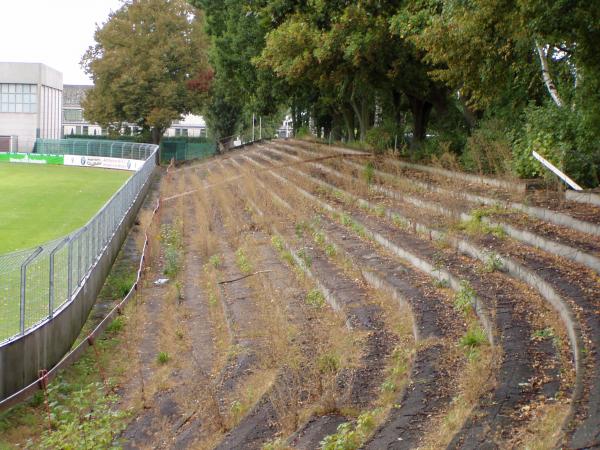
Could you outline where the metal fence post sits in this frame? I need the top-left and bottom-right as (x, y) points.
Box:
(68, 239), (73, 302)
(20, 247), (42, 335)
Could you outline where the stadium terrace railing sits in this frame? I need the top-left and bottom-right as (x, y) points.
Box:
(0, 140), (158, 344)
(35, 138), (156, 161)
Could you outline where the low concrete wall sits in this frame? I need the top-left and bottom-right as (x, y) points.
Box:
(0, 169), (155, 401)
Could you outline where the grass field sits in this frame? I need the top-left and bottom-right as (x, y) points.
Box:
(0, 164), (130, 254)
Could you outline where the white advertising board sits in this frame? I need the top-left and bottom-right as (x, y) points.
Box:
(64, 154), (144, 171)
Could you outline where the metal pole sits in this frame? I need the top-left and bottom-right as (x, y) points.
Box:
(252, 114), (255, 142)
(48, 238), (68, 317)
(20, 247), (43, 335)
(259, 116), (262, 140)
(68, 239), (73, 302)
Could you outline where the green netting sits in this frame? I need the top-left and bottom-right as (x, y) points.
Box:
(160, 141), (216, 164)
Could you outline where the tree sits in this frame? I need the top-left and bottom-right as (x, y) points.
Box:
(190, 0), (285, 148)
(81, 0), (212, 144)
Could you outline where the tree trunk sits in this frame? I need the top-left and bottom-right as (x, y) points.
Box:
(350, 97), (367, 142)
(535, 41), (563, 108)
(341, 106), (355, 142)
(407, 95), (433, 149)
(458, 95), (481, 129)
(151, 127), (163, 145)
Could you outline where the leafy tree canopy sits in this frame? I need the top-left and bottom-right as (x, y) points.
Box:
(82, 0), (211, 144)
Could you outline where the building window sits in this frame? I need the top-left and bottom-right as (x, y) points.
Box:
(182, 128), (188, 137)
(63, 108), (83, 122)
(0, 84), (37, 113)
(175, 128), (181, 137)
(83, 126), (89, 135)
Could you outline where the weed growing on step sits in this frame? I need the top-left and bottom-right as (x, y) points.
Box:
(363, 162), (375, 186)
(209, 254), (222, 268)
(458, 216), (506, 239)
(483, 253), (503, 273)
(235, 248), (253, 274)
(30, 380), (129, 450)
(320, 410), (379, 450)
(306, 289), (326, 308)
(161, 222), (184, 277)
(459, 326), (487, 360)
(325, 243), (337, 257)
(390, 212), (409, 230)
(175, 280), (184, 300)
(262, 438), (289, 450)
(454, 280), (476, 316)
(317, 353), (341, 375)
(532, 327), (555, 340)
(106, 316), (125, 334)
(313, 230), (326, 246)
(157, 351), (170, 365)
(271, 235), (285, 252)
(297, 248), (313, 268)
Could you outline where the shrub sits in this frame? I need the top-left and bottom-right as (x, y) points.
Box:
(461, 118), (513, 175)
(366, 127), (392, 154)
(513, 103), (599, 187)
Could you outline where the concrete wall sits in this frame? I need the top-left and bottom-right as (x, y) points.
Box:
(0, 114), (37, 151)
(0, 169), (155, 401)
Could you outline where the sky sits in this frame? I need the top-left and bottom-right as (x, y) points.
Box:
(0, 0), (123, 85)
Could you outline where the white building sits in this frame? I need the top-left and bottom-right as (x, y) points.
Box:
(63, 85), (103, 137)
(0, 62), (63, 152)
(63, 84), (207, 138)
(163, 114), (207, 138)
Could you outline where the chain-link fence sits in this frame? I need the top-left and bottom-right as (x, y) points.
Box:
(35, 138), (155, 160)
(0, 140), (158, 344)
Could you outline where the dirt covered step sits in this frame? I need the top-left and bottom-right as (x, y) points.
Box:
(260, 147), (598, 447)
(285, 139), (600, 229)
(265, 142), (600, 273)
(242, 150), (568, 447)
(221, 159), (407, 447)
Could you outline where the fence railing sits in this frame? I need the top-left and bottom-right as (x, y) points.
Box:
(0, 140), (158, 344)
(34, 138), (155, 161)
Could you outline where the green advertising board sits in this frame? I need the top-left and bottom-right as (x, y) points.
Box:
(0, 153), (65, 165)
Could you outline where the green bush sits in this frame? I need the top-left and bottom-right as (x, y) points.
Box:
(513, 103), (599, 187)
(365, 127), (393, 154)
(461, 118), (513, 175)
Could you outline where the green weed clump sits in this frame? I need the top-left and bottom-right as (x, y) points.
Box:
(363, 162), (375, 185)
(320, 410), (378, 450)
(459, 326), (488, 361)
(306, 289), (326, 308)
(317, 353), (340, 375)
(235, 248), (252, 274)
(271, 235), (285, 252)
(156, 351), (170, 365)
(209, 254), (222, 268)
(31, 381), (129, 449)
(161, 222), (183, 276)
(454, 280), (476, 316)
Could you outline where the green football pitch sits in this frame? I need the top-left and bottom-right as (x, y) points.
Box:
(0, 163), (131, 254)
